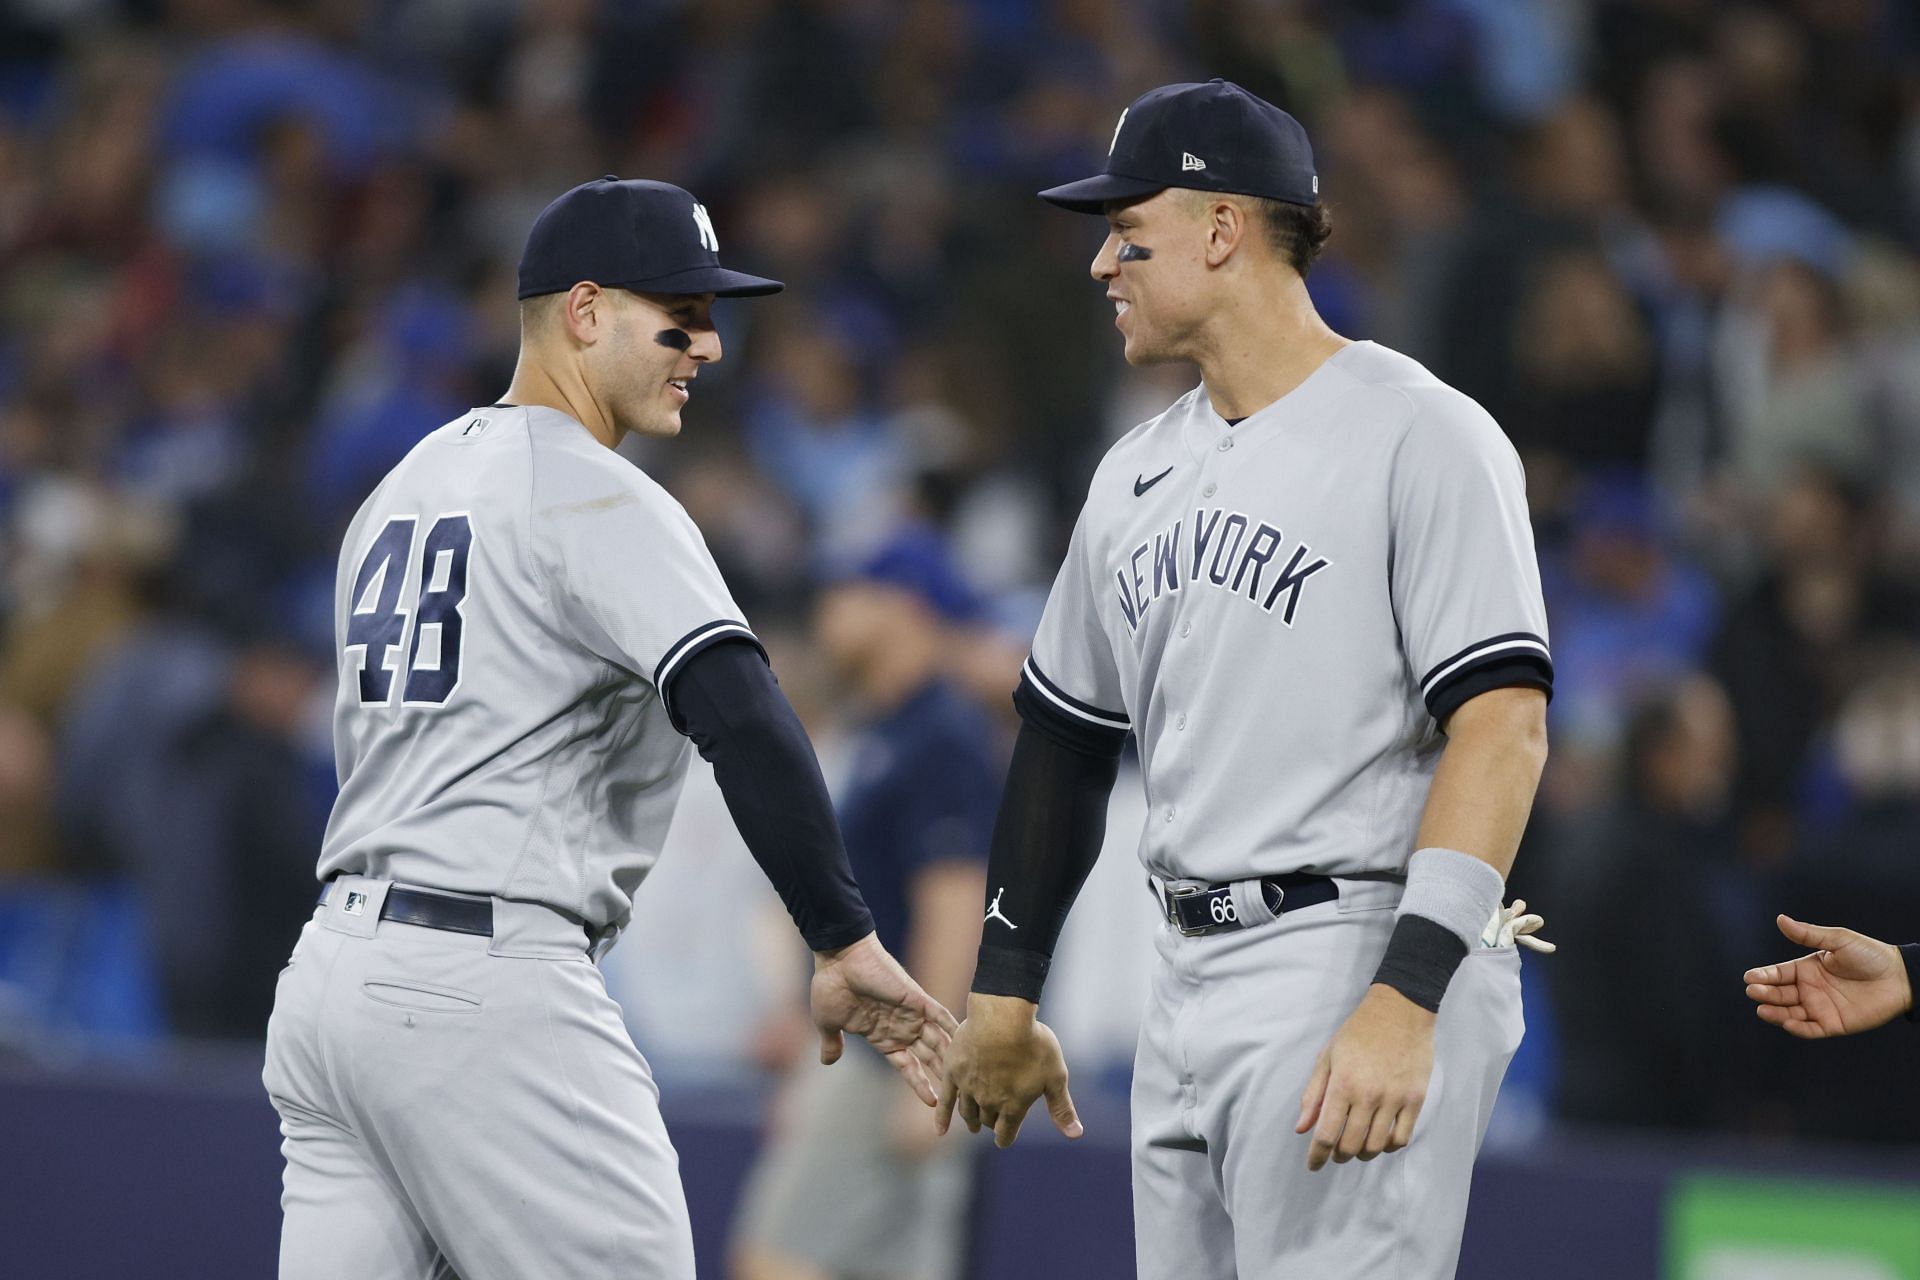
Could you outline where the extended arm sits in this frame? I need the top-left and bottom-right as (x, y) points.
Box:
(669, 640), (956, 1100)
(937, 693), (1126, 1147)
(1744, 915), (1918, 1037)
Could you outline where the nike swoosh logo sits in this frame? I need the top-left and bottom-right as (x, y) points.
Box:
(1134, 466), (1174, 497)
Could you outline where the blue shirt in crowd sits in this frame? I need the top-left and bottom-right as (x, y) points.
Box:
(836, 680), (1002, 958)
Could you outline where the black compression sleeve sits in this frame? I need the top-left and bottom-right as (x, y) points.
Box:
(669, 639), (875, 952)
(970, 717), (1122, 1004)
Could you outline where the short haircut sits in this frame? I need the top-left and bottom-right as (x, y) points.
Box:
(1177, 189), (1334, 278)
(519, 291), (567, 334)
(1249, 197), (1334, 278)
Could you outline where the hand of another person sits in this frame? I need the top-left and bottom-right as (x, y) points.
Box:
(811, 933), (959, 1105)
(1297, 984), (1437, 1172)
(936, 994), (1084, 1148)
(1743, 914), (1912, 1039)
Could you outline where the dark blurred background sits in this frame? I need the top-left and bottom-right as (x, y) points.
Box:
(3, 0), (1920, 1276)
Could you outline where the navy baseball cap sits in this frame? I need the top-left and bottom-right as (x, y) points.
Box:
(517, 176), (784, 300)
(829, 525), (980, 623)
(1040, 80), (1319, 214)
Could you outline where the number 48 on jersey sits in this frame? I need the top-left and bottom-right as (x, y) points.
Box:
(344, 513), (474, 707)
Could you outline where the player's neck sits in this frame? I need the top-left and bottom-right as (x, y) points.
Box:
(500, 358), (624, 450)
(1192, 281), (1348, 421)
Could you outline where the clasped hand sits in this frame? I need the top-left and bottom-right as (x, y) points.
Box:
(810, 932), (959, 1106)
(936, 994), (1085, 1148)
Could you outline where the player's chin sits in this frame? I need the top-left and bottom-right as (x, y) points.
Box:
(1119, 334), (1169, 366)
(628, 404), (686, 438)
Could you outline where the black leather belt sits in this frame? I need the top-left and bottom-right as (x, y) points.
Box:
(322, 881), (493, 937)
(1157, 871), (1339, 937)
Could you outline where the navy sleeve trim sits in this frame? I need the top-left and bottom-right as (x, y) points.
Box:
(1428, 655), (1554, 727)
(1021, 657), (1129, 728)
(1014, 658), (1129, 757)
(1420, 632), (1550, 697)
(654, 620), (767, 724)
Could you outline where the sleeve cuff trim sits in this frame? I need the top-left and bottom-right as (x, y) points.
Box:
(1420, 632), (1551, 698)
(654, 620), (765, 719)
(1022, 657), (1130, 731)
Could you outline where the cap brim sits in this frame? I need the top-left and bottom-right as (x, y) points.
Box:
(620, 265), (786, 297)
(1037, 173), (1167, 213)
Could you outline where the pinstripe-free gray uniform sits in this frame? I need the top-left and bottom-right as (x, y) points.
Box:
(1016, 340), (1549, 1278)
(266, 403), (757, 1278)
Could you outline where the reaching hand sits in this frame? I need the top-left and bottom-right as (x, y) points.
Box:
(1743, 914), (1913, 1039)
(811, 932), (959, 1105)
(936, 994), (1084, 1148)
(1296, 984), (1437, 1172)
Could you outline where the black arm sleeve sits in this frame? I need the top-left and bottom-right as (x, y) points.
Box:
(970, 703), (1124, 1005)
(667, 638), (875, 952)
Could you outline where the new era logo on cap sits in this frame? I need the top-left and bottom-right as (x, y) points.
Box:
(1040, 80), (1319, 213)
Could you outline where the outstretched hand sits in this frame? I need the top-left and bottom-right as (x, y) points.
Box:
(811, 932), (959, 1105)
(1743, 914), (1912, 1039)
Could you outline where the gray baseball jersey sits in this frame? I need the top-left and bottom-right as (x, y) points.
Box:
(316, 403), (759, 931)
(1023, 340), (1551, 885)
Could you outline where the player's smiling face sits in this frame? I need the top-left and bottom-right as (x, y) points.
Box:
(1092, 190), (1211, 366)
(600, 290), (721, 439)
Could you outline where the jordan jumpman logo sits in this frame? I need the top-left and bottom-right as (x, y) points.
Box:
(984, 887), (1018, 930)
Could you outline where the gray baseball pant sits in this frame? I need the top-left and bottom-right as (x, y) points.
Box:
(1131, 876), (1524, 1279)
(263, 875), (696, 1279)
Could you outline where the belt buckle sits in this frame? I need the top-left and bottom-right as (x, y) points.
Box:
(1164, 881), (1207, 936)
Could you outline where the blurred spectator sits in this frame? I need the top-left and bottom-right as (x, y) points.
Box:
(1547, 675), (1754, 1133)
(1710, 463), (1917, 864)
(1540, 474), (1718, 761)
(1775, 649), (1920, 1144)
(732, 528), (998, 1280)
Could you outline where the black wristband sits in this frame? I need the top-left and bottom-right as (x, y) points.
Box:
(1371, 914), (1470, 1013)
(972, 945), (1052, 1005)
(1902, 944), (1920, 1023)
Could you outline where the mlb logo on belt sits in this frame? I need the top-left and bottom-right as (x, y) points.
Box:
(344, 891), (368, 916)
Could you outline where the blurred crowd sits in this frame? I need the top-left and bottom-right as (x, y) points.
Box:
(2, 0), (1919, 1149)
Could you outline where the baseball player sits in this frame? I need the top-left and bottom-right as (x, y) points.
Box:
(263, 177), (956, 1280)
(1745, 914), (1920, 1037)
(936, 81), (1554, 1278)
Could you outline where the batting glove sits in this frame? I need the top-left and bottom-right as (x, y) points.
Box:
(1481, 898), (1556, 953)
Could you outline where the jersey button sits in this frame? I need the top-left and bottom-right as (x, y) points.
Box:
(1202, 482), (1216, 498)
(1180, 621), (1192, 638)
(1176, 713), (1187, 730)
(1217, 437), (1233, 452)
(1164, 806), (1176, 823)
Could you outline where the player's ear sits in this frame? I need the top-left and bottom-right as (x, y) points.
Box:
(563, 282), (605, 346)
(1203, 198), (1245, 268)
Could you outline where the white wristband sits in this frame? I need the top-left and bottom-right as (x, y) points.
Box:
(1397, 847), (1505, 950)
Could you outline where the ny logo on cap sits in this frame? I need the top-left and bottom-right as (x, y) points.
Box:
(1181, 152), (1206, 172)
(1109, 107), (1128, 156)
(691, 202), (720, 253)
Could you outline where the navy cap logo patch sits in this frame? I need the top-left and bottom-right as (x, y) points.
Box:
(691, 202), (719, 253)
(1181, 152), (1206, 171)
